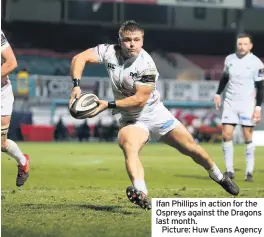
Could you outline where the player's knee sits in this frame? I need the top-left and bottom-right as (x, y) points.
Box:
(120, 141), (134, 151)
(186, 139), (196, 150)
(119, 141), (139, 155)
(244, 137), (252, 144)
(222, 131), (233, 142)
(243, 131), (252, 142)
(245, 140), (253, 145)
(1, 139), (8, 152)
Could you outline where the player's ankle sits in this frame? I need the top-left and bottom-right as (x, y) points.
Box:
(208, 163), (224, 182)
(133, 180), (148, 196)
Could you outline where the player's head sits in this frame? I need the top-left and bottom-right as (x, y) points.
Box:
(236, 33), (253, 56)
(118, 20), (144, 58)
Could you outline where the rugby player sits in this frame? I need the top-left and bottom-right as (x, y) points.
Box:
(70, 21), (239, 209)
(1, 30), (30, 187)
(214, 33), (264, 181)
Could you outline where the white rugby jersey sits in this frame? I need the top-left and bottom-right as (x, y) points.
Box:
(94, 44), (161, 120)
(223, 53), (264, 102)
(1, 30), (10, 53)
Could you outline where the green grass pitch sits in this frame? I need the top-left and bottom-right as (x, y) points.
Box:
(2, 142), (264, 237)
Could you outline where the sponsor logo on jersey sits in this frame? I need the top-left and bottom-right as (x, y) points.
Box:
(160, 119), (174, 129)
(107, 63), (116, 70)
(140, 75), (156, 83)
(240, 116), (250, 121)
(130, 72), (138, 79)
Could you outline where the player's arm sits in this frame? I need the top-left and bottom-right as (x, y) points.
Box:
(213, 72), (229, 110)
(69, 48), (99, 105)
(255, 80), (264, 109)
(252, 81), (263, 123)
(71, 48), (99, 81)
(254, 67), (264, 110)
(110, 72), (156, 109)
(214, 58), (229, 110)
(252, 66), (264, 123)
(215, 72), (229, 96)
(1, 45), (18, 78)
(114, 84), (153, 109)
(87, 74), (155, 118)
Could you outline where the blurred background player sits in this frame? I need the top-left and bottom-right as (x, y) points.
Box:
(1, 30), (30, 187)
(70, 20), (239, 210)
(214, 33), (264, 182)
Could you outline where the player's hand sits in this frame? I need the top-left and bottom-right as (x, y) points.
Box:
(251, 108), (261, 124)
(69, 86), (81, 106)
(214, 94), (221, 110)
(87, 99), (108, 118)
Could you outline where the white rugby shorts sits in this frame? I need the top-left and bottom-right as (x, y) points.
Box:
(1, 84), (14, 116)
(221, 100), (255, 126)
(119, 103), (180, 141)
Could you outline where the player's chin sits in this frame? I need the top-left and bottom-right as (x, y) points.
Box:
(128, 51), (139, 57)
(239, 51), (247, 56)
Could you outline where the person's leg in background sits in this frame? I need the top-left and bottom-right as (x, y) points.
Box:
(242, 126), (255, 181)
(222, 124), (236, 179)
(239, 103), (256, 182)
(1, 115), (30, 187)
(1, 85), (30, 187)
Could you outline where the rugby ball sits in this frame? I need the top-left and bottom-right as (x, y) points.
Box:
(69, 93), (99, 119)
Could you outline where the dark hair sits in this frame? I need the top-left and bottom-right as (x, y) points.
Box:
(119, 20), (144, 37)
(237, 33), (253, 43)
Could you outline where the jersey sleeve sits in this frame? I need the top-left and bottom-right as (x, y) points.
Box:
(254, 60), (264, 82)
(1, 31), (10, 53)
(134, 59), (159, 88)
(223, 57), (229, 74)
(93, 44), (111, 63)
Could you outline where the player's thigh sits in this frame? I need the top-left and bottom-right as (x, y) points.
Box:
(221, 101), (239, 125)
(1, 85), (14, 118)
(239, 103), (255, 127)
(118, 123), (149, 153)
(222, 124), (236, 137)
(1, 84), (14, 143)
(160, 122), (195, 154)
(149, 104), (180, 141)
(1, 115), (11, 147)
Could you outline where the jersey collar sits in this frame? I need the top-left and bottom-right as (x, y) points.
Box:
(235, 52), (252, 60)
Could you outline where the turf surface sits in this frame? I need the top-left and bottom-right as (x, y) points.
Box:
(2, 143), (264, 237)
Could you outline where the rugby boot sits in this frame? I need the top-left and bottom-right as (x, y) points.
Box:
(211, 173), (239, 196)
(244, 172), (253, 182)
(16, 154), (30, 187)
(224, 171), (235, 179)
(126, 186), (151, 210)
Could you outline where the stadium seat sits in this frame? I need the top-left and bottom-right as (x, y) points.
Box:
(15, 52), (107, 77)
